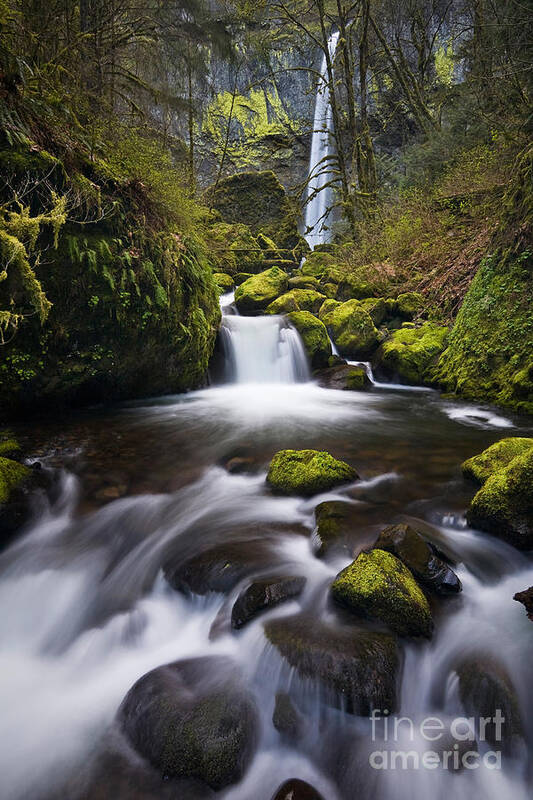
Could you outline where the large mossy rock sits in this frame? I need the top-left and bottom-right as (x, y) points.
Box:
(212, 272), (234, 294)
(462, 437), (533, 484)
(336, 274), (376, 302)
(234, 267), (288, 315)
(204, 171), (305, 256)
(286, 311), (331, 369)
(288, 275), (320, 290)
(266, 449), (357, 497)
(300, 251), (336, 277)
(265, 289), (326, 315)
(231, 575), (306, 629)
(206, 222), (265, 276)
(315, 364), (371, 391)
(374, 524), (461, 595)
(0, 456), (31, 505)
(331, 549), (433, 638)
(376, 322), (448, 384)
(265, 614), (398, 714)
(465, 446), (533, 549)
(321, 299), (381, 359)
(117, 656), (258, 789)
(393, 292), (425, 320)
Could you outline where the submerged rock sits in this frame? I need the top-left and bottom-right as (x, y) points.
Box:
(374, 523), (461, 595)
(466, 446), (533, 549)
(271, 779), (325, 800)
(513, 586), (533, 620)
(462, 437), (533, 485)
(331, 549), (433, 638)
(321, 299), (381, 359)
(312, 500), (372, 558)
(231, 575), (306, 628)
(272, 692), (304, 740)
(264, 614), (398, 714)
(234, 267), (288, 315)
(265, 289), (326, 315)
(117, 656), (258, 789)
(266, 449), (357, 497)
(376, 322), (448, 385)
(315, 364), (371, 391)
(287, 311), (331, 369)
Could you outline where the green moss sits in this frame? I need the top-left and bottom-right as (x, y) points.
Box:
(436, 249), (533, 413)
(234, 267), (288, 315)
(0, 146), (63, 177)
(394, 291), (425, 320)
(266, 449), (357, 496)
(378, 322), (449, 384)
(265, 289), (326, 315)
(462, 437), (533, 484)
(0, 456), (31, 503)
(321, 299), (381, 358)
(331, 549), (433, 638)
(205, 222), (264, 276)
(213, 272), (234, 293)
(318, 298), (341, 321)
(300, 251), (335, 277)
(288, 275), (320, 290)
(336, 275), (376, 302)
(234, 272), (253, 286)
(287, 311), (331, 368)
(359, 297), (387, 326)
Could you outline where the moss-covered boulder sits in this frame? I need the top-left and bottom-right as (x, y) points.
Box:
(359, 297), (387, 326)
(394, 292), (425, 320)
(300, 251), (335, 277)
(206, 222), (265, 276)
(336, 275), (375, 302)
(318, 298), (340, 321)
(374, 524), (461, 595)
(331, 549), (433, 638)
(234, 272), (253, 285)
(212, 273), (234, 294)
(462, 437), (533, 484)
(264, 614), (399, 714)
(288, 275), (320, 290)
(0, 456), (31, 504)
(234, 267), (288, 315)
(266, 449), (357, 496)
(231, 575), (306, 629)
(377, 323), (448, 384)
(465, 446), (533, 549)
(117, 656), (258, 789)
(321, 299), (381, 358)
(286, 311), (331, 369)
(265, 289), (326, 315)
(315, 364), (371, 392)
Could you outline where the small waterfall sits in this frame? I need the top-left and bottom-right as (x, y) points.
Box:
(304, 31), (340, 249)
(219, 314), (310, 384)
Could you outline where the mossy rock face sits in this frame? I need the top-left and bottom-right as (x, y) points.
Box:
(315, 364), (371, 392)
(267, 449), (357, 497)
(0, 456), (31, 504)
(206, 222), (265, 276)
(212, 273), (234, 294)
(318, 298), (340, 321)
(377, 322), (449, 385)
(271, 779), (325, 800)
(462, 437), (533, 485)
(321, 299), (381, 359)
(331, 549), (433, 638)
(117, 656), (258, 789)
(466, 447), (533, 549)
(265, 289), (326, 315)
(264, 613), (399, 715)
(375, 524), (461, 595)
(288, 275), (320, 290)
(336, 275), (375, 302)
(234, 267), (288, 315)
(286, 311), (331, 369)
(231, 575), (306, 629)
(394, 292), (425, 320)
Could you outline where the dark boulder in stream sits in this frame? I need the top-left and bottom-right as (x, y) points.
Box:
(271, 778), (325, 800)
(231, 574), (306, 628)
(264, 614), (399, 714)
(312, 500), (375, 558)
(374, 523), (462, 595)
(514, 585), (533, 620)
(117, 656), (258, 790)
(314, 364), (371, 391)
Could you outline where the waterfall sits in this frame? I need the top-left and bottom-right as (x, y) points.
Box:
(304, 31), (340, 249)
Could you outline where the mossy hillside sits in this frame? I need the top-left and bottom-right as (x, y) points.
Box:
(331, 549), (433, 638)
(377, 323), (449, 384)
(462, 438), (533, 485)
(466, 447), (533, 549)
(265, 289), (326, 315)
(234, 267), (288, 315)
(287, 311), (331, 369)
(0, 456), (31, 503)
(321, 299), (381, 359)
(267, 449), (357, 496)
(436, 249), (533, 412)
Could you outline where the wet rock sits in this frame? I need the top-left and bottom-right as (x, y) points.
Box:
(374, 523), (461, 595)
(312, 500), (374, 558)
(462, 437), (533, 485)
(224, 456), (256, 474)
(331, 549), (433, 638)
(117, 656), (258, 789)
(164, 540), (277, 595)
(321, 299), (382, 359)
(266, 449), (358, 497)
(272, 692), (304, 740)
(513, 586), (533, 620)
(264, 614), (399, 714)
(234, 267), (289, 315)
(466, 446), (533, 549)
(0, 458), (57, 546)
(375, 322), (448, 385)
(271, 779), (325, 800)
(232, 575), (306, 628)
(265, 289), (326, 315)
(456, 655), (524, 750)
(287, 311), (331, 369)
(314, 364), (371, 391)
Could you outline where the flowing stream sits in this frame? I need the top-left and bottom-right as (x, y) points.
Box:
(0, 293), (532, 800)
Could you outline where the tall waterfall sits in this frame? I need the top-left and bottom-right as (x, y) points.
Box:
(304, 31), (340, 249)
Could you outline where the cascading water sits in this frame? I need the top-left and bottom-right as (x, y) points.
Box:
(304, 31), (340, 249)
